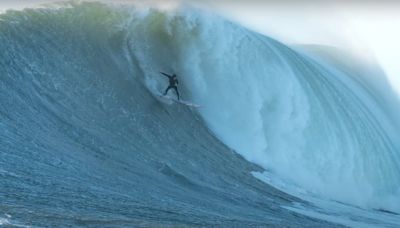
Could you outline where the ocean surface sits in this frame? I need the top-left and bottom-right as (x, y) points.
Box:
(1, 2), (400, 227)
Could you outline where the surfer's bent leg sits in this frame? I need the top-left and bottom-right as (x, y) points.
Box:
(174, 87), (180, 100)
(163, 86), (172, 96)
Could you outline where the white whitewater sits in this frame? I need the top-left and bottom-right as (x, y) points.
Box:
(129, 7), (400, 214)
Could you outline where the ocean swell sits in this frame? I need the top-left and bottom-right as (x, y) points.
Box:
(1, 1), (400, 226)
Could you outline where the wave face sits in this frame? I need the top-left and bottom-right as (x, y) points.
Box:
(0, 1), (399, 227)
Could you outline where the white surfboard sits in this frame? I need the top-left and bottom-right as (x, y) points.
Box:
(157, 94), (201, 108)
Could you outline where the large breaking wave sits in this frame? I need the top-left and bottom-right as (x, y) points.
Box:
(1, 1), (399, 227)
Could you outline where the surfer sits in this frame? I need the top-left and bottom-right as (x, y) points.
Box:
(160, 72), (180, 100)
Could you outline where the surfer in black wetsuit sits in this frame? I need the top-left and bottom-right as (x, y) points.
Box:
(160, 72), (180, 100)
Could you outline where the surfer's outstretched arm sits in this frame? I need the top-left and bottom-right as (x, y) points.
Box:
(160, 72), (172, 78)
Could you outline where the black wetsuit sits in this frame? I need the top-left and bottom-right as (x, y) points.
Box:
(161, 72), (180, 100)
